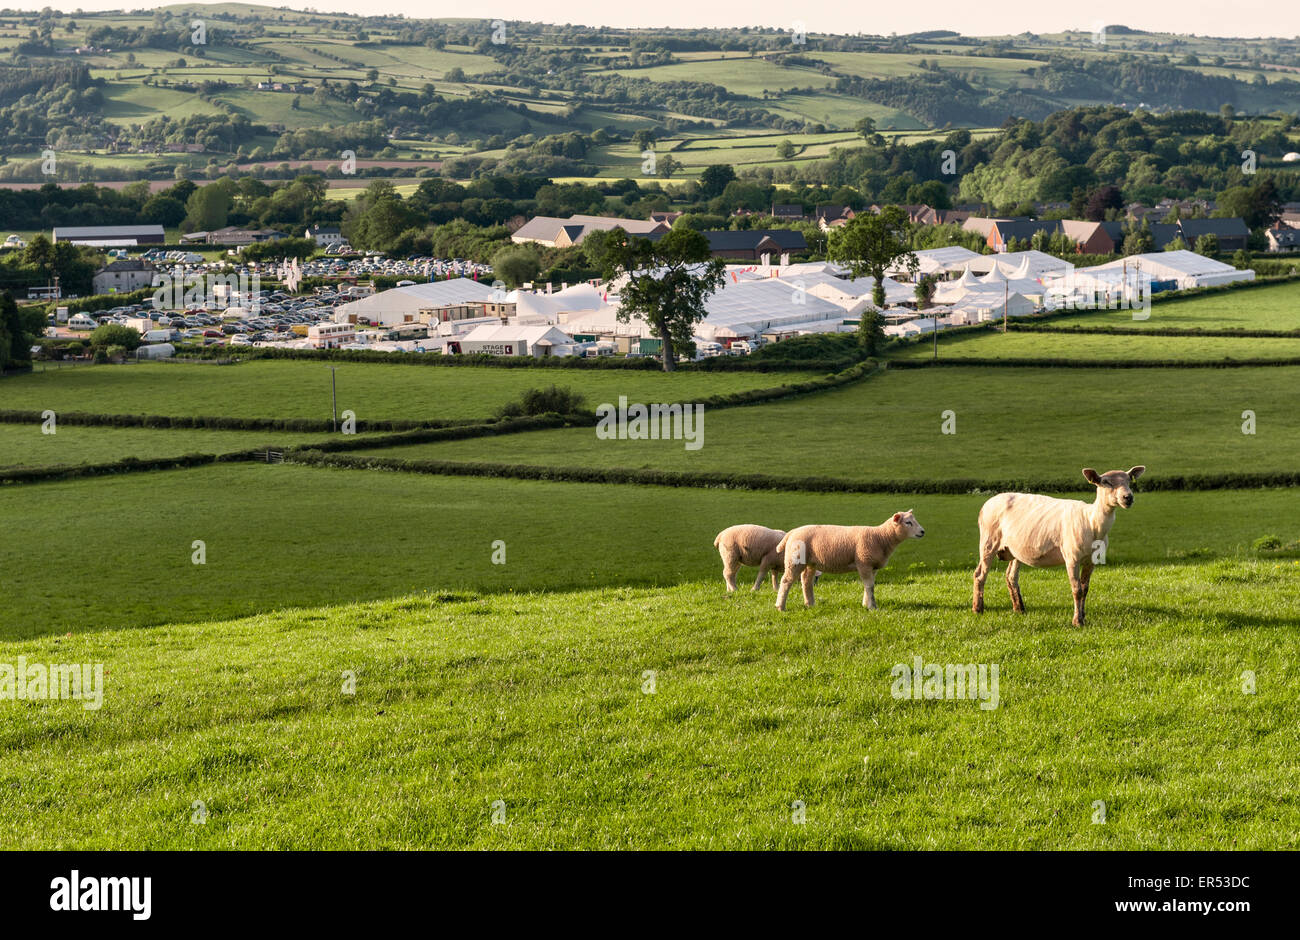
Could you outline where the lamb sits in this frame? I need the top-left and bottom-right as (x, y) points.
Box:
(972, 466), (1145, 626)
(774, 511), (926, 611)
(713, 524), (790, 593)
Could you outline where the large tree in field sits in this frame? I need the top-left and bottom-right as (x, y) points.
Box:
(827, 206), (917, 354)
(598, 227), (725, 372)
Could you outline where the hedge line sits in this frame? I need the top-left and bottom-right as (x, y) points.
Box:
(282, 451), (1300, 494)
(1006, 324), (1300, 338)
(0, 409), (468, 433)
(887, 357), (1300, 369)
(0, 450), (258, 486)
(174, 344), (849, 373)
(283, 413), (589, 454)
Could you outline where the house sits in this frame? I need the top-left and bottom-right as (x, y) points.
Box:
(510, 214), (667, 247)
(1060, 220), (1127, 254)
(814, 205), (855, 229)
(1177, 218), (1250, 252)
(652, 229), (808, 261)
(53, 225), (165, 246)
(306, 225), (346, 247)
(983, 219), (1062, 252)
(1266, 224), (1300, 253)
(92, 259), (156, 295)
(648, 211), (682, 226)
(770, 204), (805, 221)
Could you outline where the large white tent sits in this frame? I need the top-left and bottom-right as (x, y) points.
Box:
(333, 278), (497, 326)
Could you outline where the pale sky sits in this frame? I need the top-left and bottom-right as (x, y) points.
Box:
(7, 1), (1300, 41)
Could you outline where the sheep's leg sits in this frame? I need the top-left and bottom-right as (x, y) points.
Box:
(753, 551), (778, 592)
(800, 566), (817, 608)
(972, 538), (997, 614)
(859, 566), (877, 610)
(722, 553), (740, 593)
(775, 565), (798, 612)
(751, 560), (767, 592)
(1078, 562), (1095, 623)
(1068, 562), (1086, 627)
(1005, 559), (1025, 612)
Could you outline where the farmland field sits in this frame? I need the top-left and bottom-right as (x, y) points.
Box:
(0, 360), (806, 423)
(1037, 281), (1300, 332)
(1, 556), (1296, 849)
(889, 328), (1300, 361)
(0, 423), (345, 469)
(352, 365), (1300, 482)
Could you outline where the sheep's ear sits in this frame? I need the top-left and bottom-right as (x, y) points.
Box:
(893, 512), (902, 523)
(1082, 468), (1102, 485)
(1128, 465), (1146, 481)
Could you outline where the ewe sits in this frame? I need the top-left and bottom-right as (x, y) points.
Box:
(972, 466), (1145, 626)
(774, 511), (926, 611)
(713, 524), (790, 592)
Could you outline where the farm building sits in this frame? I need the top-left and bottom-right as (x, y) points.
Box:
(457, 324), (574, 357)
(53, 225), (164, 246)
(332, 279), (501, 327)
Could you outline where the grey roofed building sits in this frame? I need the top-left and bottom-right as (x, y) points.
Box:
(1177, 217), (1250, 251)
(53, 224), (165, 244)
(648, 228), (808, 260)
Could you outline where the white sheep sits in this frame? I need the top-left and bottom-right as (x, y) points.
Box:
(972, 466), (1145, 626)
(774, 511), (926, 611)
(713, 524), (791, 592)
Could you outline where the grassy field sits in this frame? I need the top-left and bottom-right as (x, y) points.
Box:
(0, 360), (805, 423)
(889, 328), (1300, 361)
(1039, 281), (1300, 332)
(2, 561), (1296, 849)
(0, 423), (346, 469)
(353, 366), (1300, 482)
(2, 463), (1295, 641)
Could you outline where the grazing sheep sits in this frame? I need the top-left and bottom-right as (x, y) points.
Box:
(972, 466), (1145, 626)
(774, 511), (926, 611)
(713, 524), (789, 593)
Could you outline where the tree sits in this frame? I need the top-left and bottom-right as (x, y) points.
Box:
(915, 274), (939, 360)
(1193, 233), (1219, 256)
(89, 323), (141, 351)
(657, 154), (682, 179)
(0, 291), (46, 370)
(1084, 185), (1123, 221)
(826, 207), (917, 354)
(490, 246), (540, 288)
(776, 139), (796, 160)
(597, 227), (725, 372)
(855, 116), (884, 147)
(184, 183), (232, 232)
(1122, 219), (1155, 256)
(699, 164), (736, 200)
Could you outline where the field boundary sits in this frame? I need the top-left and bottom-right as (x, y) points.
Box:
(887, 357), (1300, 369)
(1007, 324), (1300, 338)
(280, 450), (1300, 494)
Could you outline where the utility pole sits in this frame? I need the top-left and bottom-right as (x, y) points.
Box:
(329, 365), (337, 432)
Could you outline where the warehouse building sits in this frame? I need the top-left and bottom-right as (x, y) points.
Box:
(53, 225), (165, 246)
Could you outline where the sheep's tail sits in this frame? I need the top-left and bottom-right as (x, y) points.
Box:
(713, 532), (722, 547)
(775, 532), (790, 555)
